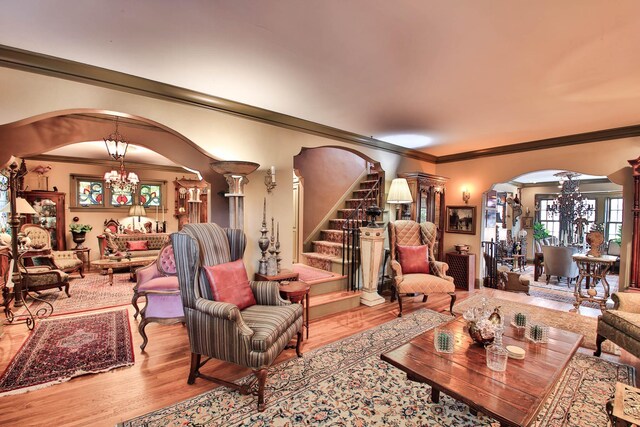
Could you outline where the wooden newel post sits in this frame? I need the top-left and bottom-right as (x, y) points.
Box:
(359, 226), (385, 306)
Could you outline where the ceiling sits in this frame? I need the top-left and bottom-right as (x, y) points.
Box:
(2, 1), (640, 157)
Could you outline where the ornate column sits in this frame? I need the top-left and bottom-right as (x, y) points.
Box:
(359, 226), (385, 306)
(628, 156), (640, 289)
(210, 161), (259, 230)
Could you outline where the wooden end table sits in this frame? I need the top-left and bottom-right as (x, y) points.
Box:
(254, 269), (299, 283)
(278, 280), (310, 340)
(608, 382), (640, 426)
(381, 316), (582, 427)
(572, 253), (618, 312)
(73, 247), (91, 272)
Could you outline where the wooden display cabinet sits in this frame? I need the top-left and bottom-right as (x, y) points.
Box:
(398, 172), (448, 260)
(21, 191), (66, 250)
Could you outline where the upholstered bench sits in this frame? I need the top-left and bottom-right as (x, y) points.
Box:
(97, 232), (169, 259)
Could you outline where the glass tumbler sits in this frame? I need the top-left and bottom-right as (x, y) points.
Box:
(486, 344), (508, 372)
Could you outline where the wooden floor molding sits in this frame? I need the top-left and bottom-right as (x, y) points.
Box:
(0, 288), (637, 426)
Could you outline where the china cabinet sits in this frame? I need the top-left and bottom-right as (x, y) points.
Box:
(21, 191), (66, 250)
(398, 172), (447, 260)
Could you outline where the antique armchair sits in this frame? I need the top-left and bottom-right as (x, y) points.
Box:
(171, 223), (303, 411)
(388, 220), (456, 317)
(595, 292), (640, 359)
(133, 242), (184, 351)
(20, 224), (84, 277)
(541, 245), (579, 286)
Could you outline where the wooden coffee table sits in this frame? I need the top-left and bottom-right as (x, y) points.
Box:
(93, 257), (157, 286)
(381, 316), (583, 427)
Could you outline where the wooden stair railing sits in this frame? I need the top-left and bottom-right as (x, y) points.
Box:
(341, 170), (383, 291)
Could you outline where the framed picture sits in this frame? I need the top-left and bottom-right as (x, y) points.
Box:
(523, 216), (534, 229)
(445, 205), (477, 234)
(485, 208), (497, 228)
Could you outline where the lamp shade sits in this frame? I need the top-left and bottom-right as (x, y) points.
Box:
(0, 197), (37, 214)
(387, 178), (413, 204)
(128, 204), (147, 217)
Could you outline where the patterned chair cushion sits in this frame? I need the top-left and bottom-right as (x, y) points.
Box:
(204, 259), (256, 311)
(399, 273), (455, 294)
(601, 310), (640, 342)
(157, 244), (177, 275)
(396, 245), (429, 274)
(53, 257), (82, 270)
(241, 303), (303, 352)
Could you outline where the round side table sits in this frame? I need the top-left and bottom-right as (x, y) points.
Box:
(279, 280), (310, 340)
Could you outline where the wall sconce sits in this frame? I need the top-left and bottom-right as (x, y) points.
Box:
(264, 166), (276, 193)
(462, 187), (471, 204)
(387, 178), (413, 220)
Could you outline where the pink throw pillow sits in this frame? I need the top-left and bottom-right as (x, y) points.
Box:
(126, 240), (149, 251)
(396, 245), (430, 274)
(204, 259), (256, 310)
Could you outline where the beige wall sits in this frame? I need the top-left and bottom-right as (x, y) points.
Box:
(294, 147), (367, 241)
(0, 67), (427, 276)
(435, 139), (640, 288)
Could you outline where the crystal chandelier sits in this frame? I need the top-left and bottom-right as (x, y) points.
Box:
(103, 117), (139, 194)
(547, 171), (594, 245)
(103, 159), (139, 194)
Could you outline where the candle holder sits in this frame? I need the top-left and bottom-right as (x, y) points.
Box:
(264, 167), (276, 193)
(258, 198), (270, 275)
(162, 221), (167, 233)
(275, 222), (281, 273)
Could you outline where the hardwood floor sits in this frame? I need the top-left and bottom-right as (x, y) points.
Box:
(0, 286), (637, 426)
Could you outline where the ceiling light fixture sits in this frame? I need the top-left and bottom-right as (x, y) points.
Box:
(103, 117), (139, 196)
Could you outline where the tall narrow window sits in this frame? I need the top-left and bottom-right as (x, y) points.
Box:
(538, 198), (560, 239)
(606, 197), (623, 241)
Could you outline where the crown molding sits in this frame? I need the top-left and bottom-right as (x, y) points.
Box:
(436, 125), (640, 163)
(0, 44), (436, 164)
(25, 154), (189, 174)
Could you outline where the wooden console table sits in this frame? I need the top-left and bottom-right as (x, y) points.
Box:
(572, 254), (618, 312)
(278, 280), (310, 340)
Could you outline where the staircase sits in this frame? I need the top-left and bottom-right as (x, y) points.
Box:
(299, 169), (383, 320)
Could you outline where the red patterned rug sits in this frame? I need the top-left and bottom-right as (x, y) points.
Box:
(25, 272), (134, 317)
(0, 309), (134, 396)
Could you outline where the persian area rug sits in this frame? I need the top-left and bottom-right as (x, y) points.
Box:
(528, 288), (603, 310)
(25, 272), (134, 316)
(0, 309), (134, 396)
(120, 309), (634, 427)
(455, 295), (619, 354)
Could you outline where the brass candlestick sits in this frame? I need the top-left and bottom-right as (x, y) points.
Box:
(258, 198), (270, 275)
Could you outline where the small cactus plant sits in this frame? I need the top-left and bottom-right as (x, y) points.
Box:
(514, 312), (527, 328)
(437, 332), (451, 351)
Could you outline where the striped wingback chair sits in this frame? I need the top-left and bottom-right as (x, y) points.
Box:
(388, 220), (456, 317)
(171, 223), (303, 411)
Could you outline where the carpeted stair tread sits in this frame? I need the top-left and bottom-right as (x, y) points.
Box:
(309, 290), (361, 308)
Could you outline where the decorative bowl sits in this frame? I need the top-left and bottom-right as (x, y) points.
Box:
(455, 244), (470, 254)
(467, 322), (495, 345)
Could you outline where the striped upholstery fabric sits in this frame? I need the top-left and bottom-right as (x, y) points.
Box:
(171, 223), (303, 370)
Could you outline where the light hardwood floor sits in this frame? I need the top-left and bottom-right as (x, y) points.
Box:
(0, 285), (637, 427)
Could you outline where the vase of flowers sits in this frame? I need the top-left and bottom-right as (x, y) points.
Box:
(69, 223), (93, 249)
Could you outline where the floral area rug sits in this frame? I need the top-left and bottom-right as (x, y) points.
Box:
(24, 272), (134, 316)
(455, 295), (619, 355)
(0, 309), (134, 396)
(120, 308), (633, 426)
(528, 288), (603, 310)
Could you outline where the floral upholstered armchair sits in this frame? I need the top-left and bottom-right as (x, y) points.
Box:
(171, 223), (303, 411)
(20, 224), (84, 278)
(595, 292), (640, 359)
(388, 220), (456, 317)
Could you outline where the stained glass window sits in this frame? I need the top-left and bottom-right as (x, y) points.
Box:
(111, 191), (133, 206)
(78, 180), (104, 206)
(140, 184), (162, 207)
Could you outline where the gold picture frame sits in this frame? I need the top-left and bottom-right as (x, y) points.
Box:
(445, 205), (476, 235)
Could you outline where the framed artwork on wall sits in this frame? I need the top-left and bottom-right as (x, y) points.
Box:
(445, 205), (476, 235)
(522, 216), (534, 229)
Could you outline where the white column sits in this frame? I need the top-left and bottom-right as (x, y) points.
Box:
(359, 226), (385, 307)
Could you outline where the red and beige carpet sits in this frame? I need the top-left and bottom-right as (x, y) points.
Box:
(120, 308), (633, 426)
(0, 309), (134, 396)
(24, 272), (134, 317)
